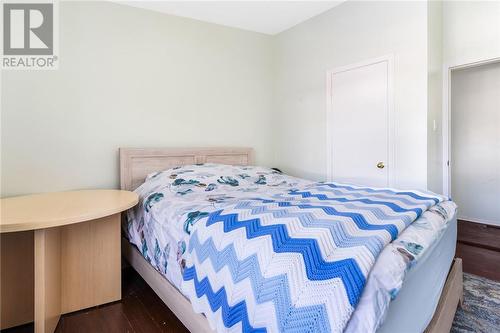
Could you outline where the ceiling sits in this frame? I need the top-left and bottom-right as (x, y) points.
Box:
(115, 1), (345, 35)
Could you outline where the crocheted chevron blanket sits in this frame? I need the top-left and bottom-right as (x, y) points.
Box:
(181, 182), (445, 333)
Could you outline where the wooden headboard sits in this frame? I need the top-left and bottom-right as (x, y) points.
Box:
(119, 147), (254, 191)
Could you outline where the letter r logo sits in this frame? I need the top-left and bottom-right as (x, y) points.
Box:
(3, 3), (53, 55)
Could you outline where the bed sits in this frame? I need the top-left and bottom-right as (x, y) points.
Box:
(120, 147), (463, 333)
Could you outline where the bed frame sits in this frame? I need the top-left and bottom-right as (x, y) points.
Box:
(119, 147), (462, 333)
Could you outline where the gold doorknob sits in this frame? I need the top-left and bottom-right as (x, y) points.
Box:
(377, 162), (385, 169)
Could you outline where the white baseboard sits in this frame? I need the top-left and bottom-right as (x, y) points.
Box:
(458, 215), (500, 227)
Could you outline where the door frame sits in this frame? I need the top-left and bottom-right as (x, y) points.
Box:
(326, 54), (395, 186)
(442, 56), (500, 197)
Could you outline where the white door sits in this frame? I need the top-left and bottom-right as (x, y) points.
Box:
(327, 58), (393, 187)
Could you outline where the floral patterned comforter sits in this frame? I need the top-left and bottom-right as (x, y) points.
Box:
(125, 163), (456, 332)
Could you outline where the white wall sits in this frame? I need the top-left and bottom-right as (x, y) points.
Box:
(443, 1), (500, 66)
(272, 1), (428, 189)
(450, 62), (500, 225)
(5, 1), (497, 198)
(1, 1), (274, 196)
(427, 0), (443, 193)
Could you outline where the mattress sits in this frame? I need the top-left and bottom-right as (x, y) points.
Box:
(377, 216), (457, 333)
(125, 163), (457, 333)
(345, 202), (457, 332)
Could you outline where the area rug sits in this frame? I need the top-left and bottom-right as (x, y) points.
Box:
(451, 273), (500, 333)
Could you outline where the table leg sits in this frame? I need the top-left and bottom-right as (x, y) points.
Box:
(34, 228), (61, 333)
(0, 231), (34, 330)
(2, 214), (121, 332)
(61, 213), (121, 313)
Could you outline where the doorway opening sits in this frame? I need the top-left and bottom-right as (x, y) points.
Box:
(444, 59), (500, 226)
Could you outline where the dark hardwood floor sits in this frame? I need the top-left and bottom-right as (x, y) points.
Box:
(2, 268), (189, 333)
(456, 219), (500, 282)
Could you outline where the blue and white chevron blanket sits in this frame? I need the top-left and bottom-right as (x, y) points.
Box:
(126, 164), (449, 333)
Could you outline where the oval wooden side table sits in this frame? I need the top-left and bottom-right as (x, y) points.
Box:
(0, 190), (138, 333)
